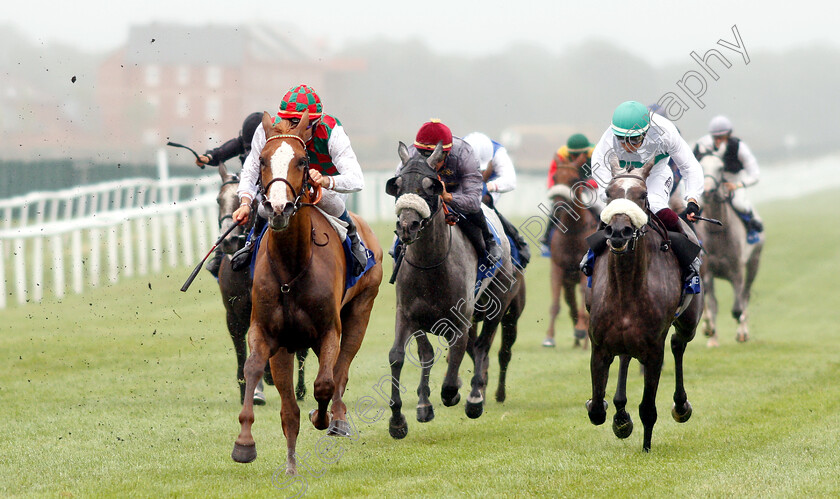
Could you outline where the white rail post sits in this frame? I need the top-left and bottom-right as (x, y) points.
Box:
(71, 230), (83, 294)
(0, 240), (6, 309)
(107, 224), (119, 283)
(14, 238), (26, 304)
(121, 220), (134, 278)
(150, 216), (163, 273)
(51, 235), (65, 299)
(32, 237), (44, 303)
(180, 211), (194, 267)
(89, 228), (101, 288)
(137, 218), (149, 276)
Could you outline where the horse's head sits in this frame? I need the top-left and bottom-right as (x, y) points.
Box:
(699, 154), (730, 203)
(385, 141), (445, 244)
(258, 111), (319, 231)
(601, 155), (655, 253)
(216, 161), (245, 254)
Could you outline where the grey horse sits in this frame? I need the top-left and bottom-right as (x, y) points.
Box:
(384, 142), (521, 439)
(695, 154), (764, 345)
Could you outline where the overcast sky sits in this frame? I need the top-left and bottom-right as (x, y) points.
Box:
(2, 0), (834, 64)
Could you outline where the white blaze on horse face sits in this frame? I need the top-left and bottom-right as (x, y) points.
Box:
(267, 142), (296, 210)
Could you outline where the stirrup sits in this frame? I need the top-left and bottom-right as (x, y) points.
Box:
(230, 242), (253, 271)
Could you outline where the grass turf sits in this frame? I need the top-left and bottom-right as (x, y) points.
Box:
(2, 189), (838, 497)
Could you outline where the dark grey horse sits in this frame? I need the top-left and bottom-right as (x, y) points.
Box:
(214, 162), (307, 404)
(695, 154), (764, 345)
(384, 142), (521, 438)
(585, 157), (703, 452)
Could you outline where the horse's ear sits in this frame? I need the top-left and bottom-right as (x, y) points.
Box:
(639, 156), (657, 180)
(385, 176), (402, 197)
(218, 160), (228, 179)
(426, 142), (445, 168)
(262, 111), (274, 135)
(398, 141), (411, 165)
(422, 177), (444, 196)
(607, 150), (624, 176)
(293, 110), (310, 136)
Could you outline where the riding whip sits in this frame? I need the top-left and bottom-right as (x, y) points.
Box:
(166, 141), (204, 168)
(180, 221), (242, 292)
(694, 215), (723, 226)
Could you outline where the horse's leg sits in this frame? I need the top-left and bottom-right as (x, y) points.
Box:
(612, 354), (634, 439)
(562, 273), (584, 346)
(325, 297), (371, 436)
(226, 307), (249, 405)
(670, 329), (694, 424)
(295, 349), (307, 401)
(414, 333), (436, 423)
(578, 276), (591, 350)
(639, 353), (664, 452)
(441, 325), (468, 408)
(388, 316), (410, 439)
(737, 244), (763, 343)
(703, 273), (719, 347)
(309, 326), (340, 431)
(586, 346), (612, 425)
(545, 262), (562, 345)
(270, 349), (300, 475)
(730, 268), (748, 343)
(496, 305), (520, 403)
(232, 324), (272, 463)
(466, 317), (499, 419)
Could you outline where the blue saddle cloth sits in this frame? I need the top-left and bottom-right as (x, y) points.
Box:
(583, 247), (700, 295)
(249, 223), (375, 291)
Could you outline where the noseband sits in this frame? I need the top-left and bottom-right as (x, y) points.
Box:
(259, 134), (321, 218)
(606, 173), (670, 253)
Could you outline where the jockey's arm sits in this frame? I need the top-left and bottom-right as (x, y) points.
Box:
(326, 125), (364, 193)
(665, 127), (704, 205)
(589, 130), (615, 206)
(202, 136), (245, 167)
(233, 125), (267, 224)
(486, 147), (516, 193)
(448, 146), (483, 214)
(736, 141), (760, 188)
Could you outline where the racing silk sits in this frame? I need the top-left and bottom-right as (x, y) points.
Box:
(547, 145), (594, 188)
(396, 137), (483, 214)
(484, 141), (517, 204)
(694, 134), (760, 187)
(591, 113), (704, 211)
(237, 114), (364, 203)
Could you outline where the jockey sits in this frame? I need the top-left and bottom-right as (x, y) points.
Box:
(586, 100), (705, 285)
(540, 133), (599, 252)
(693, 115), (763, 242)
(195, 111), (262, 277)
(396, 120), (503, 264)
(463, 131), (530, 267)
(231, 84), (368, 275)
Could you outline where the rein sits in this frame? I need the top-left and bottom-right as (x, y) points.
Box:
(259, 134), (323, 220)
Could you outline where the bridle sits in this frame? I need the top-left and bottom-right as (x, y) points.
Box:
(606, 173), (671, 254)
(258, 134), (322, 219)
(218, 175), (241, 229)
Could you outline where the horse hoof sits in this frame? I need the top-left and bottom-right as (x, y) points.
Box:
(706, 337), (719, 348)
(253, 391), (266, 406)
(465, 401), (484, 419)
(574, 328), (587, 340)
(389, 414), (408, 440)
(672, 401), (693, 423)
(736, 332), (749, 343)
(231, 442), (257, 463)
(295, 386), (306, 401)
(441, 387), (461, 407)
(612, 414), (634, 439)
(416, 404), (435, 423)
(309, 409), (329, 430)
(585, 399), (608, 425)
(327, 419), (352, 437)
(495, 388), (506, 403)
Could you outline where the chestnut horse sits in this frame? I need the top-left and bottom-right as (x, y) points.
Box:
(586, 157), (703, 452)
(232, 112), (383, 474)
(695, 154), (764, 346)
(213, 162), (307, 404)
(544, 166), (598, 348)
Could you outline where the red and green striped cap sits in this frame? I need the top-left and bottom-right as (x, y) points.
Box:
(277, 85), (323, 120)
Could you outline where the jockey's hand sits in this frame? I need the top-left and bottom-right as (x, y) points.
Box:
(723, 181), (741, 192)
(233, 203), (251, 226)
(195, 154), (211, 167)
(309, 170), (330, 188)
(440, 184), (454, 204)
(681, 200), (701, 222)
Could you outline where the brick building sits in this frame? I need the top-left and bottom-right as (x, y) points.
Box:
(96, 23), (336, 163)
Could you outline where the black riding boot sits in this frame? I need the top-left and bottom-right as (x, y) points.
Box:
(231, 215), (266, 272)
(463, 211), (502, 264)
(206, 246), (223, 278)
(339, 210), (368, 276)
